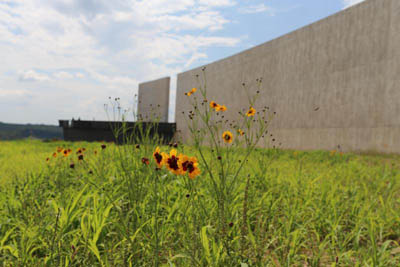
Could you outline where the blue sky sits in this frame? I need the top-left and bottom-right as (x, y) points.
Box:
(0, 0), (364, 124)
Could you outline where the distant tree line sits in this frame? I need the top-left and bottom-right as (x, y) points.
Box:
(0, 122), (63, 140)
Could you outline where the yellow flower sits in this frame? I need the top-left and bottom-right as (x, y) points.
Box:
(185, 87), (197, 96)
(246, 107), (256, 117)
(164, 149), (182, 175)
(210, 101), (218, 109)
(179, 155), (201, 179)
(222, 131), (233, 144)
(237, 129), (244, 136)
(62, 149), (71, 157)
(330, 150), (336, 156)
(153, 146), (164, 168)
(216, 105), (227, 112)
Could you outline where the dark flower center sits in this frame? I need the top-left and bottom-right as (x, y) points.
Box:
(155, 153), (162, 164)
(167, 156), (179, 170)
(182, 161), (195, 173)
(224, 135), (231, 141)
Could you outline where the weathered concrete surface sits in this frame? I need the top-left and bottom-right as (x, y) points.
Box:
(175, 0), (400, 153)
(138, 77), (170, 122)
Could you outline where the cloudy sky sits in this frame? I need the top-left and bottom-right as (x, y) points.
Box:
(0, 0), (365, 124)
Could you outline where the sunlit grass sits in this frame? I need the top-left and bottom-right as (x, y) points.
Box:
(0, 140), (399, 265)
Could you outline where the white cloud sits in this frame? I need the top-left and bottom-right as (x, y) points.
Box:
(75, 72), (85, 78)
(240, 4), (274, 15)
(18, 70), (51, 82)
(0, 89), (29, 97)
(342, 0), (365, 9)
(0, 0), (242, 124)
(54, 71), (74, 79)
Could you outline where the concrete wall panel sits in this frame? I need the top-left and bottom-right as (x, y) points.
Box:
(175, 0), (400, 152)
(138, 77), (170, 122)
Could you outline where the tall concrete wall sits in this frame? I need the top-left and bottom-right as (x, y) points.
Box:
(138, 77), (170, 122)
(175, 0), (400, 153)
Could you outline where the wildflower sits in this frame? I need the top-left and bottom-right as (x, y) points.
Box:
(94, 150), (98, 155)
(57, 147), (63, 153)
(135, 144), (140, 149)
(69, 163), (75, 169)
(76, 148), (83, 154)
(141, 157), (150, 165)
(101, 144), (106, 150)
(222, 131), (233, 144)
(216, 105), (227, 112)
(330, 150), (336, 156)
(179, 155), (201, 179)
(78, 154), (84, 161)
(46, 157), (50, 162)
(210, 101), (218, 109)
(153, 147), (164, 168)
(246, 107), (256, 117)
(185, 87), (197, 96)
(63, 149), (70, 157)
(164, 149), (181, 175)
(52, 152), (57, 158)
(237, 129), (244, 136)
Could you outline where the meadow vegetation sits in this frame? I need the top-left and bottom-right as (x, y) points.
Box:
(1, 72), (400, 266)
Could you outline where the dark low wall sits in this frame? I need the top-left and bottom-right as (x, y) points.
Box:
(59, 120), (176, 143)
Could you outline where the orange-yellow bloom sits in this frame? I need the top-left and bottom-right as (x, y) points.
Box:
(185, 87), (197, 96)
(62, 149), (71, 157)
(210, 101), (218, 109)
(164, 149), (182, 175)
(246, 107), (256, 117)
(153, 146), (165, 168)
(179, 155), (201, 179)
(216, 105), (227, 112)
(222, 131), (233, 144)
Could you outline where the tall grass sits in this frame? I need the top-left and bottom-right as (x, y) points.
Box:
(0, 141), (399, 265)
(1, 72), (400, 265)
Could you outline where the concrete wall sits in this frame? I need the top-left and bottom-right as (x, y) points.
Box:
(175, 0), (400, 153)
(138, 77), (170, 122)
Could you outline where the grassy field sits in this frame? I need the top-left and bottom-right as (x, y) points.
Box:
(0, 139), (399, 266)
